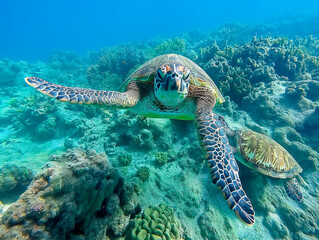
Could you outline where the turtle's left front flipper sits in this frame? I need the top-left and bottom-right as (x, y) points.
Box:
(196, 110), (255, 225)
(25, 77), (139, 108)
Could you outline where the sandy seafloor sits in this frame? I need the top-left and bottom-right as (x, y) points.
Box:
(0, 17), (319, 240)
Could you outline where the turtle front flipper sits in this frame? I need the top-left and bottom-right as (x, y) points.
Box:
(196, 110), (255, 225)
(25, 77), (139, 108)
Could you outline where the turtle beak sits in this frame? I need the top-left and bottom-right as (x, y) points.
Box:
(165, 74), (185, 93)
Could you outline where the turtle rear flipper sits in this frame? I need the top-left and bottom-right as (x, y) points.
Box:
(25, 77), (139, 108)
(285, 177), (303, 202)
(196, 110), (255, 225)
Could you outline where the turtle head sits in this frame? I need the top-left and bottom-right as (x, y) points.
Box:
(154, 64), (190, 108)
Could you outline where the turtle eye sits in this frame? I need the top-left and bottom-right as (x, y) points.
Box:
(183, 67), (190, 80)
(157, 67), (166, 80)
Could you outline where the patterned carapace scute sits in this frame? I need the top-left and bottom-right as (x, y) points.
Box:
(236, 130), (302, 179)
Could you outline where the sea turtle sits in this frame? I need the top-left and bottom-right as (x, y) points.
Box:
(25, 54), (257, 224)
(228, 128), (303, 201)
(216, 113), (304, 201)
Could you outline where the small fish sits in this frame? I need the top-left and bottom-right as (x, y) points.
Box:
(0, 201), (4, 213)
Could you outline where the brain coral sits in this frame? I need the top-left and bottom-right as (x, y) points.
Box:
(130, 204), (181, 240)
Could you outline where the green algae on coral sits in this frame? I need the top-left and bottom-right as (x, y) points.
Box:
(118, 152), (133, 166)
(155, 152), (168, 165)
(137, 166), (150, 181)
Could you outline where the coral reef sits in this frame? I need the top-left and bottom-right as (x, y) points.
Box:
(128, 204), (181, 240)
(0, 164), (34, 194)
(197, 206), (236, 240)
(0, 149), (139, 240)
(154, 38), (187, 56)
(64, 138), (76, 150)
(0, 59), (25, 86)
(155, 152), (169, 165)
(0, 19), (319, 240)
(118, 152), (133, 166)
(137, 166), (150, 182)
(86, 44), (153, 90)
(1, 94), (58, 139)
(202, 36), (319, 103)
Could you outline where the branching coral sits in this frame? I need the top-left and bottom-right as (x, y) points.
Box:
(154, 38), (187, 55)
(87, 44), (153, 90)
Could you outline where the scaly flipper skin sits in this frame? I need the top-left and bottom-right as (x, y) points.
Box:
(196, 110), (255, 225)
(285, 177), (303, 201)
(25, 77), (139, 108)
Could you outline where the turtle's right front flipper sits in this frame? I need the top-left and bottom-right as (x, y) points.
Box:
(25, 77), (139, 108)
(196, 110), (255, 225)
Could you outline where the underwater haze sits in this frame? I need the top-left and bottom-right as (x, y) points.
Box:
(0, 0), (319, 240)
(1, 0), (319, 60)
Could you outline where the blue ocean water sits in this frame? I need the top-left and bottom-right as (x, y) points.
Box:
(0, 0), (319, 239)
(0, 0), (318, 61)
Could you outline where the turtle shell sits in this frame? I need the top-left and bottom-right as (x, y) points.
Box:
(235, 130), (302, 178)
(119, 54), (225, 105)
